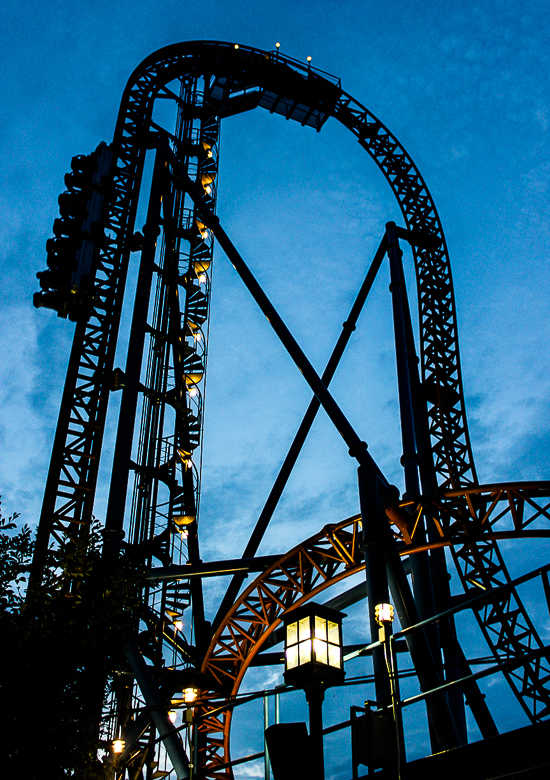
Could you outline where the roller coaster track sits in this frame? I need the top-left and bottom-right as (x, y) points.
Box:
(31, 41), (550, 776)
(197, 483), (550, 777)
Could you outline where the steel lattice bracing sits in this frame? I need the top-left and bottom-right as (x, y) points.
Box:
(418, 484), (550, 722)
(30, 41), (550, 779)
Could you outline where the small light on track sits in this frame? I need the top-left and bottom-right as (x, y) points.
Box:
(183, 687), (199, 704)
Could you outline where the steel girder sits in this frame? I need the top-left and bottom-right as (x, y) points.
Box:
(31, 138), (137, 585)
(197, 485), (550, 777)
(398, 483), (550, 722)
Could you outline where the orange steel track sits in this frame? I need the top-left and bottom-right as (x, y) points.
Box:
(198, 481), (550, 778)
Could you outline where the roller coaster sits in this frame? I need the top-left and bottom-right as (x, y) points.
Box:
(31, 41), (550, 779)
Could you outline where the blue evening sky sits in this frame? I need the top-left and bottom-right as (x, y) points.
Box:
(1, 0), (549, 775)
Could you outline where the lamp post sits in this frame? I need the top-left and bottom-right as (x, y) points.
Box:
(375, 602), (404, 776)
(375, 602), (394, 642)
(283, 603), (345, 780)
(112, 738), (125, 755)
(172, 671), (203, 779)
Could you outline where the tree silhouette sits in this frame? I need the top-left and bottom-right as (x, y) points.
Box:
(0, 501), (142, 778)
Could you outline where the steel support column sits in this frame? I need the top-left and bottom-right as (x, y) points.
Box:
(385, 529), (461, 750)
(105, 144), (168, 536)
(358, 464), (392, 708)
(387, 221), (448, 749)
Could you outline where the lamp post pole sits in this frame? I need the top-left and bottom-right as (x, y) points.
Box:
(387, 634), (405, 778)
(305, 687), (325, 780)
(283, 603), (345, 780)
(375, 603), (404, 775)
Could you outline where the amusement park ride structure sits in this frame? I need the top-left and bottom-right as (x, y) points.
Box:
(31, 41), (550, 779)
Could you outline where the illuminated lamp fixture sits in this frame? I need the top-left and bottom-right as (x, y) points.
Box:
(168, 710), (177, 724)
(283, 602), (345, 688)
(307, 55), (312, 63)
(284, 603), (344, 779)
(201, 172), (216, 188)
(171, 669), (204, 707)
(172, 514), (196, 529)
(183, 686), (199, 704)
(193, 259), (211, 274)
(184, 372), (203, 386)
(112, 739), (125, 754)
(276, 42), (280, 49)
(234, 43), (239, 49)
(198, 274), (207, 285)
(375, 603), (394, 625)
(375, 602), (395, 642)
(188, 387), (198, 398)
(173, 620), (184, 631)
(206, 149), (213, 159)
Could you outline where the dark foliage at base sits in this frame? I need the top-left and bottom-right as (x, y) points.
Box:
(0, 501), (142, 778)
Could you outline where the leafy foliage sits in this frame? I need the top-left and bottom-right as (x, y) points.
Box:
(0, 502), (32, 610)
(0, 502), (143, 778)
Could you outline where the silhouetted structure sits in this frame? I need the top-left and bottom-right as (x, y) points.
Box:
(31, 41), (550, 779)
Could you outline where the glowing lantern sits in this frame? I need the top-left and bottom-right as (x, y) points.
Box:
(283, 603), (345, 688)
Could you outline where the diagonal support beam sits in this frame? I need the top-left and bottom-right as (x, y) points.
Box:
(213, 235), (388, 630)
(172, 151), (386, 484)
(125, 641), (191, 779)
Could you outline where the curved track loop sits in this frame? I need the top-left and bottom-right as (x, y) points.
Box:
(199, 481), (550, 777)
(44, 40), (475, 552)
(113, 41), (477, 491)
